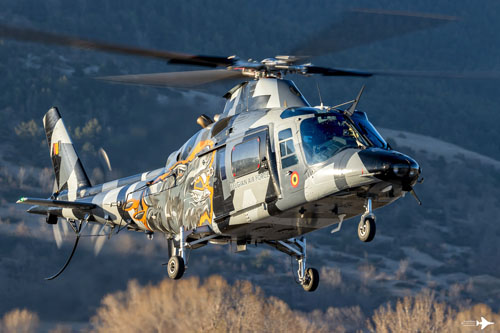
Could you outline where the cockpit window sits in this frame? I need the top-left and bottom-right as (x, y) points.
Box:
(300, 113), (367, 165)
(350, 111), (388, 149)
(278, 128), (298, 168)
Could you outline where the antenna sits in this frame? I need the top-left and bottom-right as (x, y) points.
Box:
(346, 85), (365, 116)
(316, 81), (324, 109)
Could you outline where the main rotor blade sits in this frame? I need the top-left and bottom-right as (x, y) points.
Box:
(291, 9), (457, 58)
(306, 66), (372, 77)
(366, 69), (500, 80)
(306, 66), (500, 80)
(0, 24), (234, 67)
(97, 69), (246, 88)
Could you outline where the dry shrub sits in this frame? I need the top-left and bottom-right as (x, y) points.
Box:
(369, 291), (500, 333)
(38, 167), (53, 192)
(395, 259), (409, 280)
(1, 308), (39, 333)
(310, 306), (365, 333)
(451, 303), (500, 332)
(91, 275), (320, 333)
(90, 276), (500, 332)
(368, 290), (451, 333)
(320, 266), (343, 289)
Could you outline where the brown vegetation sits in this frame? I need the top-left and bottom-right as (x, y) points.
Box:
(90, 276), (500, 332)
(368, 290), (450, 332)
(368, 290), (500, 333)
(0, 308), (39, 333)
(3, 277), (499, 332)
(91, 275), (319, 333)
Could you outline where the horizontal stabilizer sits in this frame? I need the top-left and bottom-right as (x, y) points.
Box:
(17, 197), (96, 210)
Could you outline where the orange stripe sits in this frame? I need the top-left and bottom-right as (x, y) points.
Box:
(127, 139), (216, 230)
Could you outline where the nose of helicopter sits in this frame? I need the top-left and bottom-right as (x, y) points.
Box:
(358, 148), (420, 190)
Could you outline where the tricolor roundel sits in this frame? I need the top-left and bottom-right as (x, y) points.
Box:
(290, 171), (299, 188)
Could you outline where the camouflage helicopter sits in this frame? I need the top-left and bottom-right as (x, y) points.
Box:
(9, 9), (467, 292)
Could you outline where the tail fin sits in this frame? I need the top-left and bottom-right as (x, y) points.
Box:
(43, 107), (91, 198)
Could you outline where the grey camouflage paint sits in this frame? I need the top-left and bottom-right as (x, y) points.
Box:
(21, 78), (419, 245)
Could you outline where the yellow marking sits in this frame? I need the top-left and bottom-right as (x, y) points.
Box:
(128, 139), (216, 229)
(197, 151), (216, 226)
(53, 142), (59, 156)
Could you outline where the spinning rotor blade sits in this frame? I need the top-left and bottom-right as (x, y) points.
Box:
(291, 9), (457, 58)
(52, 223), (63, 249)
(0, 24), (234, 67)
(90, 224), (112, 256)
(98, 69), (246, 88)
(52, 219), (70, 249)
(305, 66), (372, 77)
(363, 69), (500, 80)
(304, 67), (500, 80)
(98, 148), (112, 172)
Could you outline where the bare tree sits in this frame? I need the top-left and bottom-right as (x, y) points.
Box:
(1, 308), (39, 333)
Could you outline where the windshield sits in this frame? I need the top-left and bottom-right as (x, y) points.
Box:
(350, 111), (388, 149)
(300, 113), (367, 164)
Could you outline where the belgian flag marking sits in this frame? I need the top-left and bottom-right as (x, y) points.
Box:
(52, 142), (59, 156)
(290, 171), (299, 188)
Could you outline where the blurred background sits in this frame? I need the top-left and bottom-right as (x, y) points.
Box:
(1, 0), (499, 331)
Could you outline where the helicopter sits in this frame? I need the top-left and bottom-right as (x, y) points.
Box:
(8, 9), (471, 292)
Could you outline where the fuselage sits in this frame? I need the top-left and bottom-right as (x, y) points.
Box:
(54, 101), (419, 243)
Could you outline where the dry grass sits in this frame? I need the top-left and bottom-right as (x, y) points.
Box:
(91, 275), (320, 333)
(4, 278), (499, 332)
(368, 290), (450, 333)
(1, 308), (39, 333)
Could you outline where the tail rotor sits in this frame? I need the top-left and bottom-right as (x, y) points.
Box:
(51, 219), (110, 256)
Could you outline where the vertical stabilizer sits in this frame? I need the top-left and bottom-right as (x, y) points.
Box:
(43, 107), (91, 199)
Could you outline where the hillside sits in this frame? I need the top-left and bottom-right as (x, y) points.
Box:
(0, 129), (498, 328)
(1, 0), (499, 330)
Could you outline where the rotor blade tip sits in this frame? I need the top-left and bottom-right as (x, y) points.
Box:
(352, 8), (459, 21)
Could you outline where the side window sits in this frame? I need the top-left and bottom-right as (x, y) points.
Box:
(278, 129), (298, 168)
(231, 138), (260, 177)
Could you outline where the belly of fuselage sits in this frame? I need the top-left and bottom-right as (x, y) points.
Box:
(217, 184), (401, 242)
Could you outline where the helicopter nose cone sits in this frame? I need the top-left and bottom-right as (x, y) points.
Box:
(358, 148), (420, 189)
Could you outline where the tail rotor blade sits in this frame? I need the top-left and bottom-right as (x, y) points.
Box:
(91, 224), (110, 256)
(61, 219), (69, 237)
(52, 223), (63, 249)
(94, 235), (107, 256)
(90, 224), (101, 237)
(98, 148), (112, 172)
